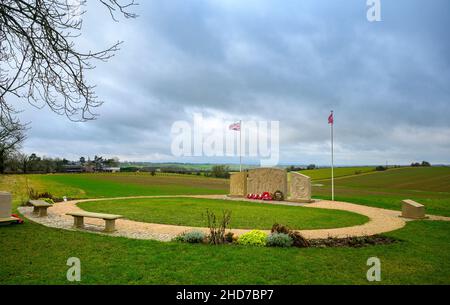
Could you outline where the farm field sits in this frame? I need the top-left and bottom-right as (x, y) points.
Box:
(20, 173), (229, 199)
(300, 166), (377, 180)
(312, 167), (450, 216)
(78, 197), (368, 230)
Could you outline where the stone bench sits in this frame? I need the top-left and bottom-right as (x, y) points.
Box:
(29, 200), (53, 217)
(402, 199), (426, 219)
(66, 211), (123, 233)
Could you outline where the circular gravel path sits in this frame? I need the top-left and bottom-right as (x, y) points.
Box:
(18, 195), (449, 242)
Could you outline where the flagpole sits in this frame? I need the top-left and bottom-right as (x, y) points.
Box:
(331, 111), (334, 201)
(239, 120), (242, 172)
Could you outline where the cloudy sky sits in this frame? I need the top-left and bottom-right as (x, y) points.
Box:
(17, 0), (450, 166)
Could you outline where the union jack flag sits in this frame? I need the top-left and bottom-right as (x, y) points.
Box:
(328, 111), (334, 125)
(229, 122), (241, 131)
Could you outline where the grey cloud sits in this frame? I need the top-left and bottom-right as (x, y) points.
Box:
(16, 0), (450, 165)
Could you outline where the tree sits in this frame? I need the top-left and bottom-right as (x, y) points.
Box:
(0, 115), (26, 173)
(211, 165), (230, 179)
(307, 164), (316, 170)
(0, 0), (137, 122)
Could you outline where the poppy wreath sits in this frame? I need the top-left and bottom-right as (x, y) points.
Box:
(273, 190), (284, 201)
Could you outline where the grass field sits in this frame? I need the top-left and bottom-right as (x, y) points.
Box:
(300, 166), (377, 180)
(78, 197), (368, 230)
(312, 167), (450, 216)
(1, 169), (449, 284)
(22, 173), (229, 199)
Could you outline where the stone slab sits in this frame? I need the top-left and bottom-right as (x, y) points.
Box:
(289, 172), (312, 202)
(66, 211), (123, 220)
(0, 192), (12, 219)
(401, 199), (426, 219)
(246, 168), (287, 196)
(229, 172), (248, 196)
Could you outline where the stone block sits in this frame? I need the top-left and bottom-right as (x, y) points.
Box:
(0, 192), (12, 219)
(402, 199), (426, 219)
(229, 172), (248, 197)
(289, 172), (312, 202)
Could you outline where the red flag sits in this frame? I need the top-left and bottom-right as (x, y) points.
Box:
(229, 122), (241, 131)
(328, 112), (334, 125)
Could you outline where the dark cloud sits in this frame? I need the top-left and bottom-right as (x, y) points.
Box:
(16, 0), (450, 165)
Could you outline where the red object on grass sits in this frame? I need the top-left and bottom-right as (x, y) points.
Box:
(11, 214), (24, 224)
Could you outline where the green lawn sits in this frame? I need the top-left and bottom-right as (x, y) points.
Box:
(312, 167), (450, 216)
(77, 197), (368, 230)
(0, 218), (449, 284)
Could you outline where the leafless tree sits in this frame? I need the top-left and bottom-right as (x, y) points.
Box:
(0, 114), (26, 173)
(0, 0), (137, 123)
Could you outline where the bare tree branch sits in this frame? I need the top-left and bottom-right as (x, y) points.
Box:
(0, 0), (137, 122)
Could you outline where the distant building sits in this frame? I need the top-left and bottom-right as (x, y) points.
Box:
(102, 167), (121, 173)
(62, 164), (84, 173)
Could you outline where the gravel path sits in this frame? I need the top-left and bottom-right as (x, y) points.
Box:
(18, 195), (450, 242)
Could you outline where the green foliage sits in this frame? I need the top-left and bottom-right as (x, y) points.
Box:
(307, 164), (316, 170)
(225, 232), (235, 243)
(237, 230), (268, 247)
(209, 165), (230, 179)
(267, 233), (293, 247)
(174, 231), (206, 244)
(271, 223), (310, 248)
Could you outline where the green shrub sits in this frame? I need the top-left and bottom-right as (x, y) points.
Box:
(184, 231), (206, 243)
(272, 223), (310, 248)
(267, 233), (293, 247)
(237, 230), (267, 247)
(173, 231), (206, 244)
(225, 232), (235, 243)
